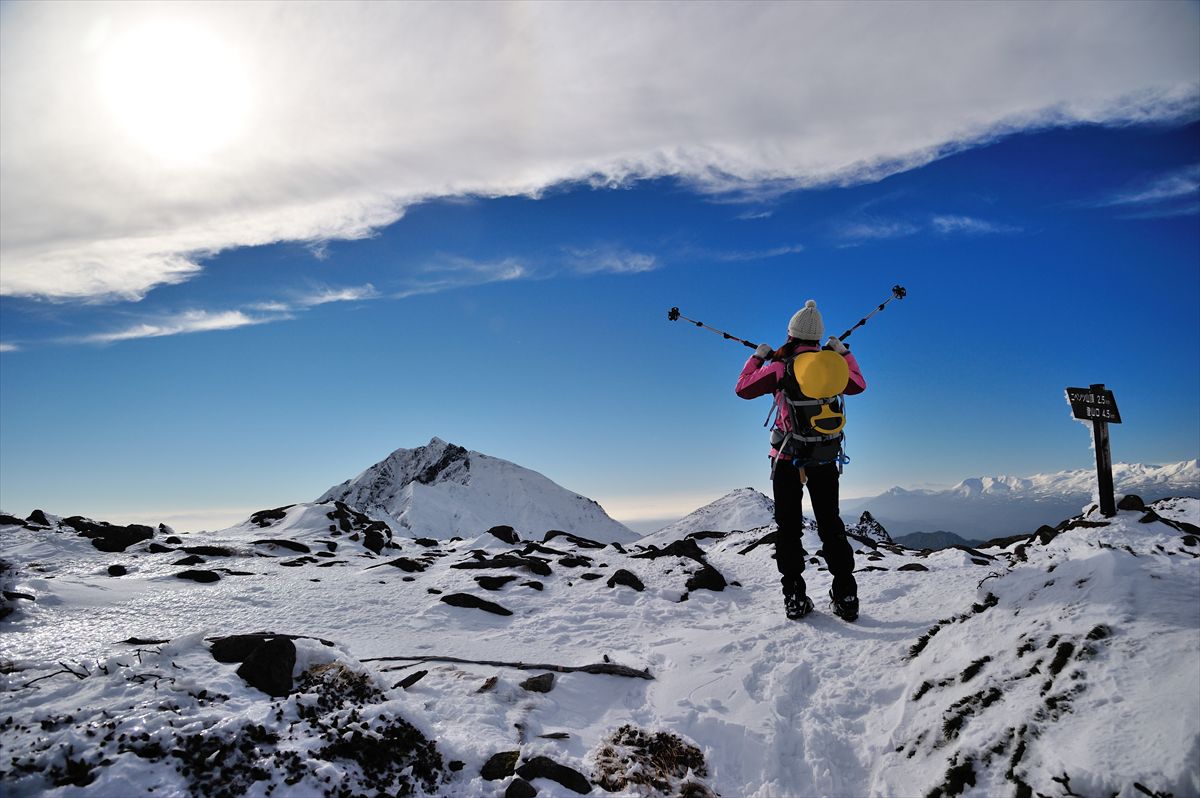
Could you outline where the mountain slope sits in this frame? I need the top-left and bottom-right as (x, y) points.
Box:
(642, 487), (775, 546)
(317, 437), (638, 543)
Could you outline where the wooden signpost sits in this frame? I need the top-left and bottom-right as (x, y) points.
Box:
(1065, 384), (1122, 517)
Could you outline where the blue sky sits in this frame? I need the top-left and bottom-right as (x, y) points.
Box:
(1, 2), (1198, 532)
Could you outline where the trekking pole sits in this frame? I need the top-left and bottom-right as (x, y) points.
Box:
(837, 285), (907, 341)
(666, 307), (759, 350)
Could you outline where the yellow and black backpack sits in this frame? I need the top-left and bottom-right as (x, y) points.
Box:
(769, 348), (851, 469)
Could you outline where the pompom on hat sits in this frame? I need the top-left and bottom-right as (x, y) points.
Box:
(787, 299), (824, 340)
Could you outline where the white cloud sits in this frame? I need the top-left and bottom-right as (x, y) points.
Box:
(711, 244), (805, 262)
(2, 2), (1196, 301)
(0, 343), (19, 353)
(1100, 164), (1200, 207)
(564, 248), (659, 275)
(394, 257), (529, 299)
(837, 220), (922, 241)
(930, 215), (1022, 235)
(295, 284), (380, 307)
(82, 309), (279, 344)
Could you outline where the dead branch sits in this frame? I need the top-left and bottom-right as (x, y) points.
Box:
(361, 654), (653, 680)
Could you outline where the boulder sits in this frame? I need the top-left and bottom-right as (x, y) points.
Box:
(1117, 494), (1145, 511)
(107, 565), (127, 577)
(475, 575), (519, 590)
(235, 636), (296, 697)
(487, 525), (520, 544)
(519, 673), (555, 693)
(506, 778), (538, 798)
(482, 751), (520, 781)
(251, 539), (312, 553)
(685, 564), (727, 592)
(176, 569), (220, 583)
(515, 756), (592, 794)
(440, 593), (513, 616)
(606, 569), (645, 592)
(543, 530), (606, 549)
(898, 563), (930, 572)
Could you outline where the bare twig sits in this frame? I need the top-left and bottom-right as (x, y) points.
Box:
(361, 654), (653, 680)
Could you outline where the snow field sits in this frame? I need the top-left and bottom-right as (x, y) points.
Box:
(1, 498), (1197, 797)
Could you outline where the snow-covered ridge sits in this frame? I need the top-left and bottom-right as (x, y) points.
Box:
(944, 460), (1197, 499)
(642, 487), (775, 546)
(317, 437), (638, 543)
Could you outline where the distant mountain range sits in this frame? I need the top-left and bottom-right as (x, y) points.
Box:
(841, 459), (1198, 541)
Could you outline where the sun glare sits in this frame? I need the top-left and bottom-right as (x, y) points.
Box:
(99, 23), (251, 162)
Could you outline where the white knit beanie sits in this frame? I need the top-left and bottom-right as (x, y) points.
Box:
(787, 300), (824, 340)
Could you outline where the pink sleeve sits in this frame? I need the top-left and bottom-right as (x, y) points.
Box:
(735, 357), (783, 399)
(843, 352), (866, 395)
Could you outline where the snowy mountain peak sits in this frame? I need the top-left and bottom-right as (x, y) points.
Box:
(317, 438), (637, 543)
(642, 487), (775, 546)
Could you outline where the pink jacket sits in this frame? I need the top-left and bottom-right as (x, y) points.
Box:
(735, 346), (866, 452)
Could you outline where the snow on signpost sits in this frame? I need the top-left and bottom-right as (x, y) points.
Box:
(1065, 383), (1122, 517)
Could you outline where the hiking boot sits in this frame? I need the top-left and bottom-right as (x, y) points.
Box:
(829, 591), (859, 622)
(784, 591), (815, 621)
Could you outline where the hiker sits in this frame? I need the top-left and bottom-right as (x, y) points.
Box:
(735, 300), (866, 621)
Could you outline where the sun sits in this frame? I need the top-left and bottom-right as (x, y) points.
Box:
(99, 23), (251, 162)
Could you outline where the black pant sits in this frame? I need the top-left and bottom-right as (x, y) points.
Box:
(772, 458), (857, 600)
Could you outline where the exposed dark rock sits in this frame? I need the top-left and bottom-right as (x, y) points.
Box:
(539, 732), (570, 740)
(451, 554), (552, 577)
(478, 676), (499, 693)
(487, 525), (520, 544)
(147, 542), (173, 553)
(61, 517), (155, 552)
(182, 545), (232, 557)
(440, 593), (514, 616)
(280, 556), (319, 567)
(326, 501), (393, 554)
(251, 539), (311, 553)
(26, 509), (51, 527)
(427, 587), (443, 594)
(1117, 494), (1145, 511)
(449, 761), (465, 772)
(633, 538), (706, 563)
(398, 670), (428, 690)
(165, 536), (182, 544)
(248, 505), (293, 527)
(687, 530), (728, 541)
(416, 443), (470, 484)
(522, 581), (544, 591)
(558, 555), (592, 568)
(363, 528), (388, 555)
(515, 756), (592, 794)
(543, 530), (607, 550)
(482, 751), (520, 780)
(685, 563), (727, 592)
(475, 575), (519, 590)
(580, 573), (603, 580)
(106, 565), (127, 577)
(898, 563), (930, 572)
(174, 554), (205, 566)
(211, 634), (281, 663)
(235, 636), (296, 696)
(367, 557), (427, 573)
(506, 777), (538, 798)
(607, 569), (645, 592)
(738, 530), (778, 556)
(519, 673), (555, 693)
(3, 590), (35, 601)
(0, 513), (24, 526)
(176, 569), (220, 583)
(414, 538), (439, 547)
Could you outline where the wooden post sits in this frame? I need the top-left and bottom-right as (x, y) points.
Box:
(1091, 383), (1116, 517)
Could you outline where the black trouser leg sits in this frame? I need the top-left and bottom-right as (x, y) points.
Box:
(772, 458), (808, 597)
(805, 462), (858, 600)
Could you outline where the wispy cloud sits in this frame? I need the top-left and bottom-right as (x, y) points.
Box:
(838, 213), (1020, 242)
(1087, 164), (1200, 219)
(837, 220), (922, 242)
(2, 2), (1196, 301)
(711, 244), (805, 262)
(930, 215), (1022, 235)
(1103, 164), (1200, 207)
(394, 257), (529, 299)
(563, 248), (659, 276)
(0, 342), (19, 353)
(736, 209), (774, 221)
(81, 283), (380, 345)
(82, 309), (279, 344)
